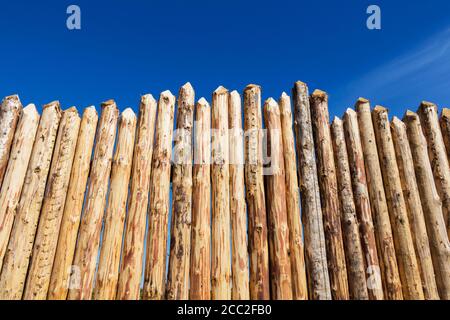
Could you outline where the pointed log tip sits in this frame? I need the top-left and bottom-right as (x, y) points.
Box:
(64, 106), (79, 115)
(244, 84), (261, 93)
(230, 90), (240, 98)
(280, 91), (289, 99)
(403, 110), (419, 122)
(356, 97), (370, 104)
(419, 101), (437, 113)
(102, 99), (117, 109)
(311, 89), (328, 100)
(441, 107), (450, 119)
(332, 116), (342, 125)
(344, 107), (356, 116)
(265, 97), (278, 107)
(181, 82), (194, 92)
(294, 80), (307, 87)
(214, 85), (228, 95)
(373, 105), (388, 113)
(23, 103), (38, 116)
(3, 94), (21, 104)
(122, 107), (136, 117)
(391, 116), (405, 129)
(197, 97), (210, 107)
(160, 90), (176, 104)
(141, 94), (156, 105)
(43, 101), (62, 115)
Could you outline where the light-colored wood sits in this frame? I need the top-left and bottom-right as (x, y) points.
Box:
(331, 116), (369, 300)
(47, 106), (98, 300)
(211, 86), (231, 300)
(419, 102), (450, 238)
(166, 83), (195, 300)
(0, 104), (39, 272)
(0, 95), (22, 185)
(355, 98), (403, 300)
(292, 81), (331, 300)
(243, 84), (270, 300)
(279, 92), (308, 300)
(404, 110), (450, 299)
(190, 97), (211, 300)
(439, 108), (450, 175)
(228, 90), (250, 300)
(24, 107), (81, 300)
(310, 90), (349, 300)
(117, 95), (157, 300)
(343, 108), (384, 300)
(94, 108), (136, 300)
(391, 117), (440, 300)
(68, 101), (118, 300)
(0, 101), (61, 300)
(143, 90), (175, 300)
(263, 98), (293, 300)
(372, 106), (424, 300)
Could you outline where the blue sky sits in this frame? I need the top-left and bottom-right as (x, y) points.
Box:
(1, 0), (450, 118)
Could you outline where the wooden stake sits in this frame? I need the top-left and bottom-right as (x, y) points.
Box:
(166, 83), (195, 300)
(190, 97), (211, 300)
(331, 116), (369, 300)
(355, 98), (403, 300)
(404, 110), (450, 299)
(343, 108), (384, 300)
(391, 116), (440, 300)
(228, 90), (250, 300)
(292, 81), (331, 300)
(0, 104), (39, 272)
(279, 92), (308, 300)
(68, 101), (118, 300)
(372, 106), (424, 300)
(310, 90), (349, 300)
(243, 84), (270, 300)
(143, 90), (175, 300)
(263, 98), (293, 300)
(23, 107), (81, 300)
(419, 102), (450, 238)
(0, 101), (61, 300)
(439, 108), (450, 164)
(47, 106), (98, 300)
(94, 108), (136, 300)
(0, 95), (22, 185)
(117, 95), (157, 300)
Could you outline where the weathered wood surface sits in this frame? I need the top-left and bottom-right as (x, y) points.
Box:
(310, 90), (349, 300)
(292, 81), (331, 300)
(47, 106), (98, 300)
(228, 90), (250, 300)
(243, 84), (270, 300)
(331, 117), (369, 300)
(0, 101), (61, 300)
(391, 117), (439, 300)
(94, 109), (136, 300)
(279, 92), (308, 300)
(190, 98), (211, 300)
(117, 95), (157, 300)
(0, 104), (39, 273)
(143, 91), (175, 300)
(68, 101), (118, 300)
(356, 98), (403, 300)
(24, 107), (81, 300)
(404, 111), (450, 300)
(166, 83), (195, 300)
(343, 108), (384, 300)
(372, 106), (424, 300)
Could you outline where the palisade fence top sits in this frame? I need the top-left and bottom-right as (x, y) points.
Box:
(0, 81), (449, 300)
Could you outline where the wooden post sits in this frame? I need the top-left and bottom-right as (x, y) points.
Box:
(190, 97), (211, 300)
(228, 90), (250, 300)
(243, 84), (270, 300)
(419, 102), (450, 238)
(331, 116), (369, 300)
(343, 108), (384, 300)
(263, 98), (293, 300)
(355, 98), (403, 300)
(439, 108), (450, 164)
(94, 108), (136, 300)
(143, 90), (175, 300)
(0, 104), (39, 272)
(166, 83), (195, 300)
(292, 81), (331, 300)
(391, 117), (440, 300)
(279, 92), (308, 300)
(47, 106), (98, 300)
(310, 90), (349, 300)
(117, 95), (157, 300)
(0, 101), (61, 300)
(0, 95), (22, 185)
(23, 107), (81, 300)
(372, 106), (424, 300)
(68, 100), (118, 300)
(404, 110), (450, 299)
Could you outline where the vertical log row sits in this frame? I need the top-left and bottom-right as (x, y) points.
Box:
(117, 95), (157, 300)
(292, 81), (331, 300)
(439, 108), (450, 169)
(68, 101), (119, 300)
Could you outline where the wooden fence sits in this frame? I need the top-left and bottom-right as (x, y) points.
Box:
(0, 81), (449, 300)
